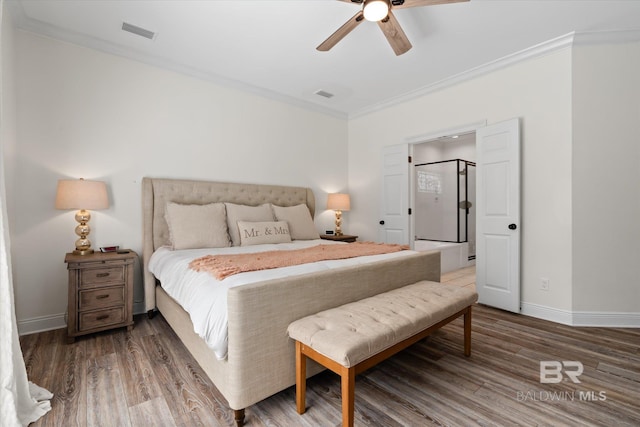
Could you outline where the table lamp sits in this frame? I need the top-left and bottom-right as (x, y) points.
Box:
(55, 178), (109, 255)
(327, 193), (350, 236)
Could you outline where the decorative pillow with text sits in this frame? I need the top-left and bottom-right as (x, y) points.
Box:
(237, 221), (292, 246)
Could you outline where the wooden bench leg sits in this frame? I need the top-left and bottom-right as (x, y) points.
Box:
(233, 409), (245, 426)
(464, 306), (472, 357)
(340, 366), (355, 427)
(296, 341), (307, 414)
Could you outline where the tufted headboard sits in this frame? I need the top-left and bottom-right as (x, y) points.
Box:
(141, 177), (316, 312)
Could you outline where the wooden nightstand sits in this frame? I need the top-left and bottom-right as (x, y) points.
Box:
(64, 250), (137, 343)
(320, 234), (358, 243)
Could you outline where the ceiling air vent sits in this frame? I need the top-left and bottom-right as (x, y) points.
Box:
(314, 90), (334, 99)
(122, 22), (155, 40)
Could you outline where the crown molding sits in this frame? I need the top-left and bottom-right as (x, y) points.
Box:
(349, 32), (576, 119)
(349, 29), (640, 119)
(7, 1), (348, 120)
(7, 0), (639, 122)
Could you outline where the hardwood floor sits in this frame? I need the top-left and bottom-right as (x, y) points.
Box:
(21, 266), (640, 426)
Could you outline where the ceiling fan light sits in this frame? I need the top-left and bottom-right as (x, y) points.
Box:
(363, 0), (389, 22)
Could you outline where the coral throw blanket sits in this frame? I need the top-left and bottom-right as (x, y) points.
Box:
(189, 242), (409, 280)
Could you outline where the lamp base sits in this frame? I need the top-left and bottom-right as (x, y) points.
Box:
(73, 249), (94, 256)
(73, 210), (94, 255)
(334, 210), (343, 236)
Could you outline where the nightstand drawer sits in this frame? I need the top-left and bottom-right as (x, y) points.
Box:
(80, 266), (124, 286)
(79, 286), (125, 311)
(79, 307), (125, 331)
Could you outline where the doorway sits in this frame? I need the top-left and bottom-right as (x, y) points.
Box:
(412, 132), (476, 274)
(380, 119), (521, 313)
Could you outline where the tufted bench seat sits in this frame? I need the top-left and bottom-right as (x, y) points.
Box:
(287, 280), (478, 427)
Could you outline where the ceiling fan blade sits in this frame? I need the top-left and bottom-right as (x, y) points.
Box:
(337, 0), (363, 3)
(317, 10), (365, 51)
(378, 10), (412, 55)
(392, 0), (469, 9)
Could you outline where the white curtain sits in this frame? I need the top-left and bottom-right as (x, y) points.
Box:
(0, 0), (53, 425)
(0, 126), (53, 427)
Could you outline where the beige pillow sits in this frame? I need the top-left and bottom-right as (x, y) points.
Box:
(225, 203), (275, 246)
(272, 204), (319, 240)
(237, 221), (292, 246)
(165, 202), (230, 250)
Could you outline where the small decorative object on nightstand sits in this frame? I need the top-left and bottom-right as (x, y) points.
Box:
(320, 234), (358, 243)
(65, 250), (137, 343)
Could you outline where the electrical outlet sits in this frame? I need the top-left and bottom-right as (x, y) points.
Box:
(540, 277), (550, 291)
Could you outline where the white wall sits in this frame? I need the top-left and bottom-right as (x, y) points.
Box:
(11, 31), (348, 333)
(1, 2), (17, 205)
(572, 41), (640, 315)
(348, 48), (574, 313)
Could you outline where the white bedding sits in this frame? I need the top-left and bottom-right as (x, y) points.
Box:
(148, 239), (415, 360)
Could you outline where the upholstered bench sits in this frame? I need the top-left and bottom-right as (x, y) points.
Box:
(287, 280), (478, 427)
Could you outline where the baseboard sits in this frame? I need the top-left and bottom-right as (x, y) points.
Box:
(19, 301), (638, 336)
(521, 302), (640, 327)
(18, 301), (148, 336)
(18, 313), (66, 336)
(571, 311), (640, 327)
(521, 302), (573, 326)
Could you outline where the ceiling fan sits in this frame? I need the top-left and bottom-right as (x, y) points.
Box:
(317, 0), (469, 56)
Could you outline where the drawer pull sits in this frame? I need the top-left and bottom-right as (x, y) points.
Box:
(96, 315), (109, 321)
(96, 294), (109, 300)
(96, 272), (110, 278)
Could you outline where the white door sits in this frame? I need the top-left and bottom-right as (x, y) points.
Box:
(476, 118), (521, 313)
(379, 144), (410, 244)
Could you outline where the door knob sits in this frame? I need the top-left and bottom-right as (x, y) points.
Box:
(379, 220), (385, 225)
(508, 223), (517, 230)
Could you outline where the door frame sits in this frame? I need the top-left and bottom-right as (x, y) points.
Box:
(405, 121), (486, 249)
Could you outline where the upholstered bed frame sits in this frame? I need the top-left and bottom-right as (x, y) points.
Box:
(141, 177), (441, 425)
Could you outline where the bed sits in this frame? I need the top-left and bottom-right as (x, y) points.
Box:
(141, 177), (441, 425)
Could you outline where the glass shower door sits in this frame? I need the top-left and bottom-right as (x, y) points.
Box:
(414, 159), (475, 246)
(415, 160), (458, 241)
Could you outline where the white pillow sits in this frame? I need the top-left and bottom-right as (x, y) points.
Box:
(225, 203), (275, 246)
(272, 204), (319, 240)
(165, 202), (230, 250)
(237, 221), (292, 246)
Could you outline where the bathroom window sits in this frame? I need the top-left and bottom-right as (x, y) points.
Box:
(417, 171), (442, 194)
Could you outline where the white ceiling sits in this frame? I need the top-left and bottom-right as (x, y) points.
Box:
(9, 0), (640, 118)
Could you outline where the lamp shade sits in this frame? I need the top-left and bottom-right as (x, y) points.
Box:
(55, 179), (109, 210)
(327, 193), (350, 211)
